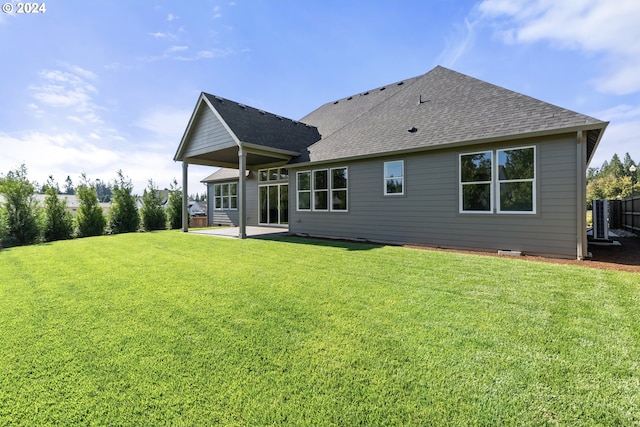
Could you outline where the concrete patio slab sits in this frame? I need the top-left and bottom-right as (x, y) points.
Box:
(189, 226), (288, 239)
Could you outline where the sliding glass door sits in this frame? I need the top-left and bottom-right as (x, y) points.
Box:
(259, 184), (288, 225)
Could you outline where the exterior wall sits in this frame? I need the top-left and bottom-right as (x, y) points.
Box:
(184, 104), (236, 158)
(288, 134), (579, 258)
(206, 174), (259, 226)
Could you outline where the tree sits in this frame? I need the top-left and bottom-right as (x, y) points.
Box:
(586, 153), (639, 208)
(109, 170), (139, 234)
(140, 180), (166, 231)
(43, 176), (73, 242)
(95, 179), (112, 202)
(64, 175), (74, 195)
(0, 164), (41, 246)
(166, 178), (186, 230)
(75, 173), (106, 237)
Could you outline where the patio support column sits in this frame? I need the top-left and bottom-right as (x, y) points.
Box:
(576, 130), (587, 260)
(182, 161), (189, 232)
(238, 147), (247, 239)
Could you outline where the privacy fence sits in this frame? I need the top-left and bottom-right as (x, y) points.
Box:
(609, 196), (640, 232)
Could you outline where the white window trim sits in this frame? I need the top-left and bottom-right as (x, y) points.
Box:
(330, 167), (349, 212)
(459, 146), (537, 215)
(459, 151), (494, 214)
(496, 146), (536, 215)
(296, 171), (311, 211)
(213, 182), (238, 211)
(312, 169), (329, 212)
(384, 160), (405, 196)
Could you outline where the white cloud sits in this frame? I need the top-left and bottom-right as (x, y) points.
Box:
(149, 31), (177, 40)
(589, 104), (640, 167)
(29, 66), (100, 115)
(436, 18), (477, 68)
(479, 0), (640, 95)
(167, 13), (178, 21)
(135, 107), (192, 139)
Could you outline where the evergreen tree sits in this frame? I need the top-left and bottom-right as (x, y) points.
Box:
(140, 180), (166, 231)
(109, 170), (139, 234)
(0, 164), (41, 246)
(166, 178), (186, 230)
(75, 173), (106, 237)
(95, 179), (112, 203)
(64, 175), (74, 195)
(43, 176), (73, 242)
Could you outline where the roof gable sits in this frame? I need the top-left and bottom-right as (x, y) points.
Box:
(297, 66), (607, 163)
(202, 93), (320, 154)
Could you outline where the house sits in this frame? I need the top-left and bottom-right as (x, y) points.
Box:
(174, 66), (608, 259)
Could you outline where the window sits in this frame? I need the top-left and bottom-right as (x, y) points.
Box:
(497, 147), (535, 213)
(213, 183), (238, 210)
(459, 146), (535, 214)
(259, 167), (289, 182)
(297, 171), (311, 211)
(384, 160), (404, 195)
(331, 167), (348, 211)
(313, 170), (329, 211)
(297, 167), (348, 212)
(460, 151), (493, 213)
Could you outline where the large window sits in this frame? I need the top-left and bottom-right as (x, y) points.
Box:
(297, 167), (348, 212)
(497, 147), (535, 213)
(460, 146), (535, 214)
(460, 151), (493, 212)
(297, 171), (311, 211)
(313, 170), (329, 211)
(331, 167), (348, 211)
(213, 182), (238, 210)
(384, 160), (404, 195)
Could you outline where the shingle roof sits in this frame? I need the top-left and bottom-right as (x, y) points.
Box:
(296, 66), (607, 163)
(202, 93), (320, 154)
(201, 167), (247, 183)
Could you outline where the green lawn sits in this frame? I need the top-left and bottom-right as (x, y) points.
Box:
(1, 232), (639, 426)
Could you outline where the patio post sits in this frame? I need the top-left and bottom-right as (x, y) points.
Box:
(238, 147), (247, 239)
(182, 161), (189, 232)
(576, 131), (587, 260)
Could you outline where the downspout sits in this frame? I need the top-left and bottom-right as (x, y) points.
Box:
(238, 147), (247, 239)
(182, 161), (189, 232)
(576, 131), (587, 260)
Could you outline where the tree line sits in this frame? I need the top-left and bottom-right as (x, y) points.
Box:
(587, 152), (638, 208)
(0, 164), (186, 248)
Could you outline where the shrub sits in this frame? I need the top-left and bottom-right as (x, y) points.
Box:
(109, 170), (139, 234)
(140, 180), (166, 231)
(166, 178), (186, 230)
(43, 177), (73, 242)
(75, 173), (106, 238)
(0, 164), (41, 246)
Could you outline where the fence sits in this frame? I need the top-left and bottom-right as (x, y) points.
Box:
(609, 196), (640, 231)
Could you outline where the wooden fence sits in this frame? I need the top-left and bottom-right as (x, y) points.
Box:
(609, 196), (640, 232)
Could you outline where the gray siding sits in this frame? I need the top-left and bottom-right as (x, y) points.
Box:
(184, 104), (236, 158)
(206, 174), (259, 226)
(289, 134), (579, 258)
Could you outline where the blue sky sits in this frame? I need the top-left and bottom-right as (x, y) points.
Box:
(1, 0), (639, 194)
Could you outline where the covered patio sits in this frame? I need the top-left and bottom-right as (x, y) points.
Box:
(173, 92), (320, 238)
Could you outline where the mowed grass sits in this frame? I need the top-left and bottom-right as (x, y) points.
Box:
(0, 232), (639, 426)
